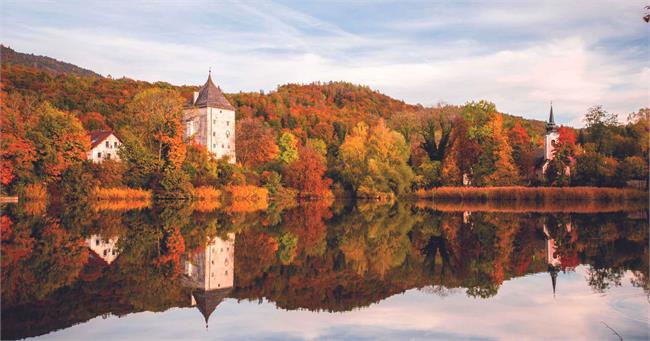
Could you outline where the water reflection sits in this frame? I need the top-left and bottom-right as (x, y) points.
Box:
(183, 234), (235, 326)
(1, 201), (648, 340)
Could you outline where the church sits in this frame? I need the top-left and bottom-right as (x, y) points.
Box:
(535, 104), (572, 178)
(183, 72), (236, 163)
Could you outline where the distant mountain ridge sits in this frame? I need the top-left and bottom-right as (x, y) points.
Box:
(1, 45), (101, 78)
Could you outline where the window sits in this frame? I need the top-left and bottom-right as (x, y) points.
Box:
(226, 130), (230, 137)
(225, 271), (228, 275)
(213, 132), (215, 137)
(221, 144), (224, 148)
(106, 153), (111, 160)
(226, 121), (229, 126)
(96, 239), (100, 246)
(186, 121), (194, 136)
(114, 142), (118, 148)
(105, 141), (109, 148)
(104, 250), (108, 256)
(97, 152), (101, 158)
(213, 119), (216, 124)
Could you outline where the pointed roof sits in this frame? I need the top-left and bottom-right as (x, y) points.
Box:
(192, 72), (235, 111)
(546, 103), (558, 133)
(192, 288), (231, 327)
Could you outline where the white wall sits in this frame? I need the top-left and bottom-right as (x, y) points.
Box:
(183, 107), (236, 163)
(88, 134), (122, 163)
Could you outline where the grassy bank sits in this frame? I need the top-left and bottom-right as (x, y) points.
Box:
(92, 187), (153, 201)
(415, 186), (647, 202)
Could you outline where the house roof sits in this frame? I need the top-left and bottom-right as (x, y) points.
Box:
(89, 131), (118, 149)
(191, 73), (235, 111)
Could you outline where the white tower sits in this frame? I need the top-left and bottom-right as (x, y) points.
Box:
(183, 71), (236, 163)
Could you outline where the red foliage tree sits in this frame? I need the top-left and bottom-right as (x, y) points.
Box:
(236, 117), (279, 168)
(283, 145), (332, 198)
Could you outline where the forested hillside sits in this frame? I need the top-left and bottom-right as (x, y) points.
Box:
(1, 45), (100, 78)
(1, 48), (647, 200)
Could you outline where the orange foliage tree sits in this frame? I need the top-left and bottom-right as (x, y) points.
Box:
(284, 145), (332, 198)
(236, 117), (279, 168)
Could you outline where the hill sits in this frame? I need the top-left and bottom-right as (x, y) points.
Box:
(1, 45), (101, 78)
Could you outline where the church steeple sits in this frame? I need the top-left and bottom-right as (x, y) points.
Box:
(546, 102), (557, 133)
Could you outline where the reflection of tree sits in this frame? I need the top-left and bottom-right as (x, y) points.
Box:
(1, 202), (648, 339)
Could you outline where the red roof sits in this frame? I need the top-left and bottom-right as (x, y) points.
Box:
(89, 131), (118, 149)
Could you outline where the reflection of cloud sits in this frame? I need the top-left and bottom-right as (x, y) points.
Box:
(42, 266), (649, 340)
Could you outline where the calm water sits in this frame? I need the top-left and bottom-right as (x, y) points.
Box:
(1, 201), (648, 340)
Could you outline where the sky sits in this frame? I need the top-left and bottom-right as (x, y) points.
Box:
(1, 0), (648, 126)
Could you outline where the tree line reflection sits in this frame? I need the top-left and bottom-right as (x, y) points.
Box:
(1, 201), (648, 339)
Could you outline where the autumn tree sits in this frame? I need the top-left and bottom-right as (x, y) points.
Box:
(278, 132), (299, 164)
(338, 120), (413, 198)
(27, 103), (90, 183)
(236, 118), (279, 168)
(283, 145), (332, 198)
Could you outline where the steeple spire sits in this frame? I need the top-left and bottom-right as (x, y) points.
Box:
(546, 102), (557, 133)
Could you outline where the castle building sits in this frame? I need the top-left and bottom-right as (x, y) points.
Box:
(88, 131), (122, 163)
(183, 72), (236, 163)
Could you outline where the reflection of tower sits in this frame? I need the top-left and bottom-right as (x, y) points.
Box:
(86, 234), (119, 265)
(183, 233), (235, 327)
(543, 223), (568, 297)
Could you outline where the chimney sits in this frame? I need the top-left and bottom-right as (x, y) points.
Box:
(193, 91), (199, 104)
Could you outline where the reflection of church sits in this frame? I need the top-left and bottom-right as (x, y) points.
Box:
(542, 222), (573, 296)
(183, 233), (235, 327)
(86, 234), (120, 265)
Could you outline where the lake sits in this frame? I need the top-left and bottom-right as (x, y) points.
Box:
(1, 200), (648, 340)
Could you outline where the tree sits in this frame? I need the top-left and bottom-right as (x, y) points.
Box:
(283, 145), (332, 197)
(421, 116), (452, 162)
(236, 118), (279, 168)
(278, 132), (299, 164)
(339, 120), (413, 198)
(508, 122), (536, 182)
(584, 105), (617, 155)
(27, 103), (90, 183)
(484, 113), (519, 185)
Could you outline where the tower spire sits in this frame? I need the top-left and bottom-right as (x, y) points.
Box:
(546, 102), (557, 133)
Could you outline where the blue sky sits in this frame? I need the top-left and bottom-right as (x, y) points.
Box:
(1, 1), (648, 126)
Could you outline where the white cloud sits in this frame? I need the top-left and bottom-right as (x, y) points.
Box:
(1, 0), (647, 126)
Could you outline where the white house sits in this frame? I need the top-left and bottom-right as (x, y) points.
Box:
(88, 131), (122, 163)
(183, 71), (236, 163)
